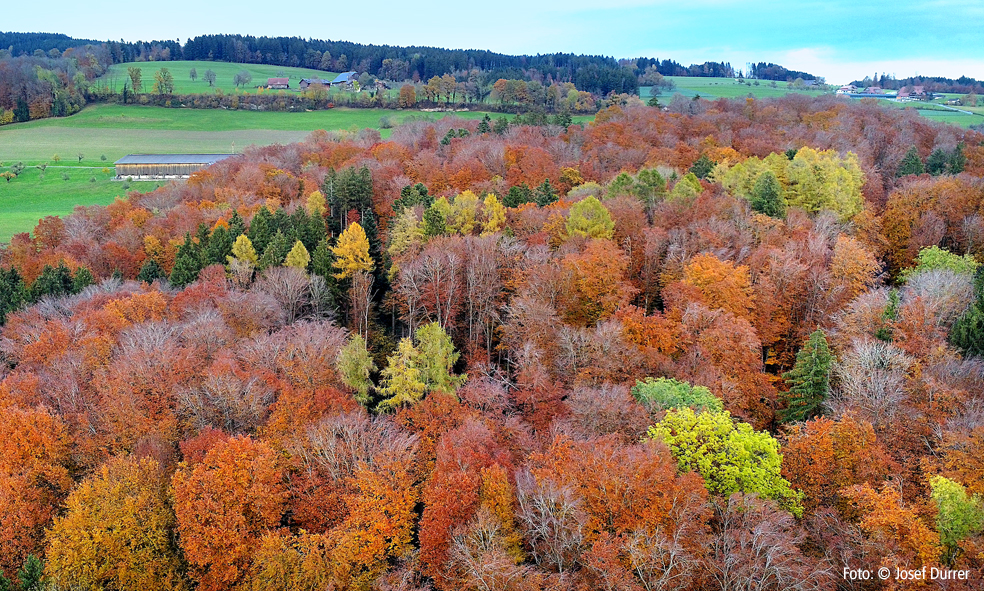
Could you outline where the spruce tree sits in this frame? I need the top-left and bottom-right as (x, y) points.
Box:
(17, 555), (44, 591)
(896, 146), (925, 177)
(949, 143), (966, 174)
(422, 204), (447, 237)
(750, 170), (786, 218)
(169, 233), (203, 288)
(228, 210), (247, 237)
(504, 183), (533, 208)
(247, 207), (274, 253)
(137, 259), (166, 283)
(0, 267), (27, 325)
(689, 154), (716, 179)
(203, 226), (233, 266)
(30, 262), (75, 301)
(534, 178), (558, 207)
(927, 148), (950, 176)
(72, 266), (95, 293)
(950, 267), (984, 357)
(258, 230), (292, 270)
(477, 114), (491, 134)
(778, 329), (834, 423)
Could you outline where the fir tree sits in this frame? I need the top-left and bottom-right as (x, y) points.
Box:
(203, 225), (233, 266)
(169, 233), (203, 288)
(247, 207), (274, 253)
(137, 259), (166, 283)
(259, 230), (292, 270)
(72, 266), (95, 293)
(17, 555), (45, 591)
(227, 210), (247, 237)
(927, 148), (950, 176)
(0, 267), (27, 325)
(422, 204), (447, 237)
(689, 154), (716, 179)
(534, 178), (558, 207)
(393, 183), (432, 214)
(750, 170), (786, 218)
(896, 146), (925, 177)
(477, 113), (492, 134)
(503, 183), (533, 208)
(778, 329), (834, 423)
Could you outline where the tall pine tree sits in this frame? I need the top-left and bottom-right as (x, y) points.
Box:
(778, 329), (833, 423)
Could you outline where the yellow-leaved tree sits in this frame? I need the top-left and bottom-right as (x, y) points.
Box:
(306, 191), (327, 218)
(285, 240), (311, 271)
(331, 222), (374, 279)
(228, 234), (258, 267)
(45, 456), (186, 590)
(481, 194), (506, 236)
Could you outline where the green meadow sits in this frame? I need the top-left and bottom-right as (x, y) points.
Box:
(0, 103), (591, 239)
(643, 76), (832, 100)
(0, 165), (126, 241)
(96, 60), (338, 95)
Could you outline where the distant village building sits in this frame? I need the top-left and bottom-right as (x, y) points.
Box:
(114, 154), (235, 179)
(897, 86), (927, 101)
(836, 85), (858, 94)
(330, 71), (358, 87)
(299, 78), (331, 89)
(266, 77), (290, 90)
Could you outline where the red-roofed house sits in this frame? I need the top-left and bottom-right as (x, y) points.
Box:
(266, 78), (289, 90)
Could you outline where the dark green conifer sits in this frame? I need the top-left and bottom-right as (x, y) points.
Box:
(259, 230), (292, 269)
(169, 233), (203, 288)
(778, 329), (834, 423)
(137, 259), (166, 283)
(504, 183), (533, 208)
(72, 266), (95, 293)
(896, 146), (925, 177)
(750, 170), (786, 218)
(689, 154), (716, 179)
(422, 204), (447, 237)
(534, 178), (558, 207)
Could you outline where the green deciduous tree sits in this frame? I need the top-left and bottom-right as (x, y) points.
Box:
(631, 377), (723, 412)
(565, 195), (614, 239)
(648, 408), (804, 516)
(415, 322), (465, 396)
(930, 475), (984, 565)
(153, 68), (174, 97)
(778, 329), (833, 423)
(377, 337), (427, 412)
(337, 333), (377, 405)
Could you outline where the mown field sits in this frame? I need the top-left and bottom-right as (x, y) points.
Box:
(0, 104), (592, 240)
(0, 165), (127, 241)
(642, 76), (832, 100)
(96, 60), (338, 95)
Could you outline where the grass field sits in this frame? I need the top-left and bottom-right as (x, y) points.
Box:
(0, 104), (538, 163)
(643, 76), (832, 100)
(0, 165), (128, 241)
(96, 60), (338, 95)
(0, 104), (592, 239)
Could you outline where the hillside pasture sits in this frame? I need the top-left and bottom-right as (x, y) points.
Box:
(643, 76), (832, 100)
(0, 104), (590, 238)
(96, 60), (338, 95)
(0, 165), (124, 241)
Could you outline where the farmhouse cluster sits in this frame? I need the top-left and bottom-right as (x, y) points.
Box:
(266, 71), (357, 90)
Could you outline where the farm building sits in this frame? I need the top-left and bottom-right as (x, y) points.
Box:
(267, 77), (290, 89)
(330, 71), (358, 87)
(299, 78), (331, 89)
(114, 154), (235, 179)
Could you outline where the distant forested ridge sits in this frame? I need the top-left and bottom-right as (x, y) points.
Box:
(851, 73), (984, 94)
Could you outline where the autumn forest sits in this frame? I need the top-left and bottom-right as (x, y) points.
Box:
(3, 94), (984, 590)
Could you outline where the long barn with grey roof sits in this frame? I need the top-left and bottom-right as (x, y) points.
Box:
(114, 154), (235, 179)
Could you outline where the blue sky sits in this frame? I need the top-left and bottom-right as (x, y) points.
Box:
(6, 0), (984, 83)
